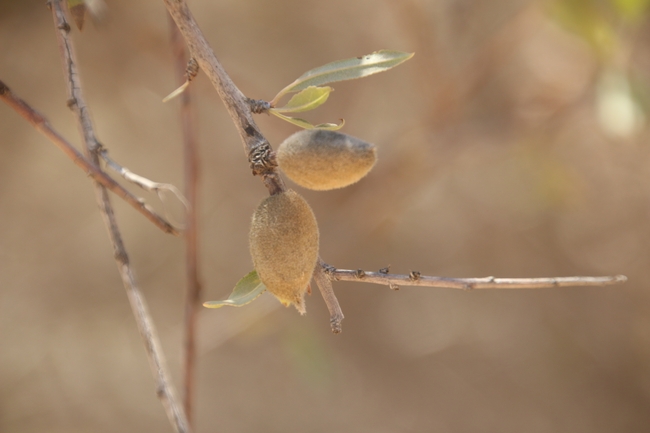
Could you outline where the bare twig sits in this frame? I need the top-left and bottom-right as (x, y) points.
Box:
(0, 80), (179, 235)
(100, 150), (189, 228)
(313, 259), (344, 333)
(49, 2), (191, 432)
(323, 265), (627, 290)
(169, 13), (202, 427)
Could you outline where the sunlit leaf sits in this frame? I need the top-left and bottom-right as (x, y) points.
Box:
(269, 110), (345, 130)
(273, 86), (332, 113)
(203, 270), (266, 309)
(271, 50), (414, 105)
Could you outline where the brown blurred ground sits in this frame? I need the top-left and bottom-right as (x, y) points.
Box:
(2, 0), (650, 432)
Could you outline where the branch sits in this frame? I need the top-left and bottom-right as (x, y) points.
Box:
(0, 80), (179, 235)
(48, 2), (191, 433)
(162, 0), (285, 195)
(323, 264), (627, 290)
(169, 14), (202, 428)
(161, 0), (627, 335)
(313, 259), (344, 334)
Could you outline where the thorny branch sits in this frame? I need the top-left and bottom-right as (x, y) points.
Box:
(162, 0), (627, 334)
(49, 2), (191, 433)
(0, 81), (179, 235)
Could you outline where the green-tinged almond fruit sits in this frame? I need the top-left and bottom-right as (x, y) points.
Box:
(249, 190), (319, 314)
(276, 129), (377, 191)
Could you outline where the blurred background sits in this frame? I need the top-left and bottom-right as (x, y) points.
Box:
(2, 0), (650, 432)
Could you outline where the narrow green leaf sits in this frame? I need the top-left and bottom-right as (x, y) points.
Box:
(273, 86), (332, 113)
(203, 270), (266, 309)
(271, 50), (414, 104)
(269, 110), (345, 130)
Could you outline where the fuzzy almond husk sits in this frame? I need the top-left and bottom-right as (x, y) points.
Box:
(277, 129), (377, 191)
(249, 190), (319, 314)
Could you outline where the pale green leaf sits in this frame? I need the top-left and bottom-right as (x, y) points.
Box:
(203, 270), (266, 309)
(271, 50), (414, 105)
(269, 110), (345, 130)
(273, 86), (332, 113)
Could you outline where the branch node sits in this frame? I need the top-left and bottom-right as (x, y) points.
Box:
(321, 263), (337, 278)
(58, 21), (71, 32)
(354, 269), (366, 279)
(114, 249), (129, 265)
(186, 57), (199, 81)
(66, 97), (77, 109)
(379, 266), (390, 274)
(248, 141), (277, 176)
(409, 270), (421, 281)
(330, 316), (342, 334)
(247, 98), (271, 114)
(389, 283), (400, 291)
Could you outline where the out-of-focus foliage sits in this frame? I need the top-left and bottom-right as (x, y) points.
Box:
(549, 0), (650, 56)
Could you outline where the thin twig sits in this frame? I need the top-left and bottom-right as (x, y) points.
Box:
(313, 259), (344, 333)
(48, 2), (191, 433)
(324, 265), (627, 290)
(100, 150), (189, 228)
(0, 80), (179, 235)
(169, 13), (201, 427)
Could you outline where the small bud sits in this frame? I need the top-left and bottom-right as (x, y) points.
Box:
(276, 129), (377, 191)
(249, 190), (319, 314)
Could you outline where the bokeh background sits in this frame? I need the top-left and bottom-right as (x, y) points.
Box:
(2, 0), (650, 432)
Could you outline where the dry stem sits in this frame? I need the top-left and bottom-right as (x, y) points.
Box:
(313, 259), (344, 333)
(169, 14), (202, 427)
(49, 2), (190, 432)
(323, 265), (627, 290)
(0, 80), (178, 235)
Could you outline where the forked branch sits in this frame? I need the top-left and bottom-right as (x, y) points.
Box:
(162, 0), (627, 335)
(0, 80), (179, 235)
(48, 2), (190, 432)
(315, 264), (626, 332)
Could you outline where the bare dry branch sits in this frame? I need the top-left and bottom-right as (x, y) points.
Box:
(313, 259), (344, 333)
(324, 265), (627, 290)
(169, 13), (202, 427)
(0, 80), (178, 235)
(49, 2), (191, 432)
(100, 150), (188, 228)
